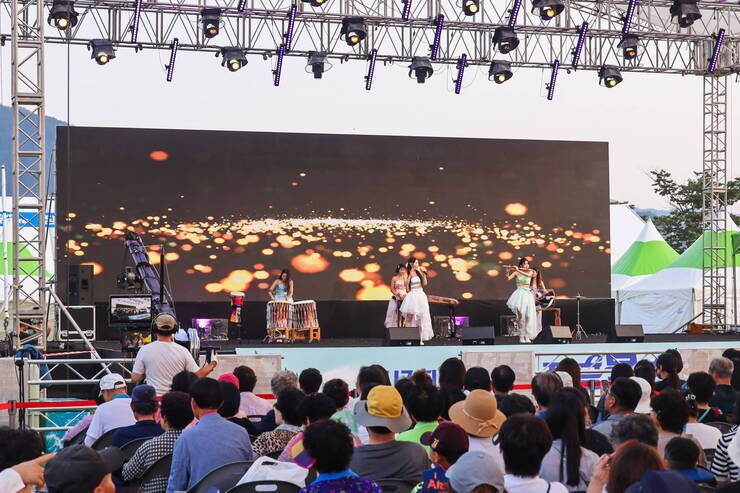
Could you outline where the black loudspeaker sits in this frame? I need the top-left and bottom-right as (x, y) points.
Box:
(534, 325), (572, 344)
(68, 264), (93, 305)
(462, 326), (495, 345)
(385, 327), (420, 346)
(609, 324), (644, 343)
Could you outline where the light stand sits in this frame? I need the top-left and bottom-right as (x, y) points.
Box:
(573, 294), (588, 340)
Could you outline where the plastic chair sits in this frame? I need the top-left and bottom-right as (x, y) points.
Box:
(706, 422), (733, 435)
(375, 479), (418, 493)
(91, 428), (120, 450)
(129, 453), (173, 489)
(187, 461), (253, 493)
(226, 480), (301, 493)
(119, 437), (151, 461)
(63, 425), (89, 447)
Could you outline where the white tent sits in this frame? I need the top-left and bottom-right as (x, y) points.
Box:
(609, 204), (645, 264)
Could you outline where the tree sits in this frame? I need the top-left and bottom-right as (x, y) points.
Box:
(648, 169), (740, 252)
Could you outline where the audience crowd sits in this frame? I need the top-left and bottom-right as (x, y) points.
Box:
(5, 340), (740, 493)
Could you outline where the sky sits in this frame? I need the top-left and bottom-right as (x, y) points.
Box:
(0, 42), (738, 211)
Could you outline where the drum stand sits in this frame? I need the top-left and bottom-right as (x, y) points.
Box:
(573, 295), (588, 340)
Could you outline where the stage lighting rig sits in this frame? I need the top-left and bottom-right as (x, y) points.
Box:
(219, 47), (248, 72)
(302, 0), (328, 6)
(201, 8), (222, 38)
(599, 65), (623, 87)
(401, 0), (413, 20)
(454, 54), (467, 94)
(571, 22), (588, 69)
(365, 49), (378, 90)
(306, 51), (332, 78)
(461, 0), (480, 16)
(493, 27), (519, 54)
(408, 56), (433, 83)
(341, 17), (367, 46)
(165, 38), (178, 82)
(619, 34), (639, 60)
(88, 40), (116, 65)
(531, 0), (564, 20)
(274, 44), (285, 86)
(430, 15), (444, 60)
(47, 0), (78, 31)
(116, 267), (143, 290)
(488, 60), (513, 84)
(546, 59), (559, 100)
(670, 0), (701, 28)
(708, 28), (725, 73)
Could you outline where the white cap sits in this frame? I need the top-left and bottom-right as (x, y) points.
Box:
(99, 373), (127, 393)
(631, 376), (652, 414)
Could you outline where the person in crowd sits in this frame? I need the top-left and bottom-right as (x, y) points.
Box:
(44, 445), (123, 493)
(166, 378), (253, 493)
(499, 414), (568, 493)
(591, 377), (641, 445)
(299, 419), (381, 493)
(324, 378), (358, 434)
(542, 390), (599, 491)
(85, 373), (136, 446)
(130, 314), (217, 396)
(218, 380), (258, 435)
(350, 366), (393, 443)
(710, 394), (740, 482)
(279, 393), (339, 462)
(555, 358), (591, 404)
(610, 413), (659, 447)
(0, 452), (55, 493)
(531, 371), (563, 419)
(686, 371), (724, 422)
(650, 389), (706, 465)
(417, 422), (470, 493)
(664, 436), (716, 487)
(396, 378), (416, 405)
(233, 365), (272, 419)
(398, 383), (440, 452)
(711, 357), (738, 415)
(411, 370), (434, 387)
(252, 387), (305, 457)
(553, 387), (614, 457)
(498, 394), (536, 418)
(722, 348), (740, 391)
(586, 440), (665, 493)
(634, 359), (657, 393)
(111, 384), (164, 448)
(596, 363), (634, 422)
(464, 367), (492, 392)
(300, 368), (323, 395)
(683, 391), (722, 450)
(170, 370), (197, 394)
(625, 470), (703, 493)
(0, 427), (44, 471)
(655, 352), (682, 392)
(446, 450), (505, 493)
(350, 385), (429, 482)
(491, 365), (516, 404)
(449, 389), (506, 456)
(630, 376), (652, 414)
(217, 373), (240, 388)
(63, 394), (104, 444)
(122, 391), (194, 493)
(256, 370), (299, 433)
(439, 358), (466, 390)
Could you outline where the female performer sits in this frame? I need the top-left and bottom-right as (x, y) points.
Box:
(269, 269), (294, 302)
(384, 264), (408, 328)
(505, 258), (539, 343)
(399, 258), (434, 345)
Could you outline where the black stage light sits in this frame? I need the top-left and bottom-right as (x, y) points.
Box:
(619, 34), (639, 60)
(408, 56), (433, 83)
(493, 27), (519, 54)
(462, 0), (480, 16)
(48, 0), (78, 30)
(88, 39), (116, 65)
(531, 0), (564, 20)
(201, 8), (222, 38)
(220, 47), (247, 72)
(670, 0), (701, 28)
(488, 60), (513, 84)
(340, 17), (367, 46)
(599, 65), (623, 88)
(306, 51), (332, 78)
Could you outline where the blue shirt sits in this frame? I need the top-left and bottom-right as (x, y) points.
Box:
(166, 412), (253, 493)
(112, 419), (164, 448)
(420, 466), (449, 493)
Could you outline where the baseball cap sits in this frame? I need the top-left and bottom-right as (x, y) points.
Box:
(446, 450), (505, 493)
(218, 373), (240, 388)
(624, 470), (700, 493)
(420, 422), (469, 458)
(131, 384), (157, 404)
(353, 385), (412, 434)
(45, 445), (124, 493)
(154, 313), (177, 332)
(99, 373), (127, 394)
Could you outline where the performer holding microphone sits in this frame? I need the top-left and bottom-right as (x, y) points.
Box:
(504, 258), (539, 343)
(400, 258), (434, 345)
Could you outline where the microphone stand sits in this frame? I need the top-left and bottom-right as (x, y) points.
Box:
(573, 294), (588, 340)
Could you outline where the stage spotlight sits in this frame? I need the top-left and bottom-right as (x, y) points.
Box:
(619, 34), (639, 59)
(88, 39), (116, 65)
(599, 65), (623, 88)
(493, 27), (519, 54)
(488, 60), (512, 84)
(531, 0), (564, 20)
(201, 8), (221, 38)
(48, 0), (78, 30)
(340, 17), (367, 46)
(306, 51), (332, 79)
(220, 47), (247, 72)
(670, 0), (701, 28)
(462, 0), (480, 16)
(708, 28), (726, 74)
(408, 56), (433, 83)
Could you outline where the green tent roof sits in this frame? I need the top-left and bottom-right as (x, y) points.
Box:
(667, 228), (740, 269)
(612, 219), (679, 277)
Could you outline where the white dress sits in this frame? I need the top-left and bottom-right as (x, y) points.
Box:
(384, 278), (407, 328)
(399, 276), (434, 341)
(506, 274), (539, 341)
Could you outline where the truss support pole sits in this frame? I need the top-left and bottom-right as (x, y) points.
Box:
(11, 0), (47, 351)
(701, 74), (729, 331)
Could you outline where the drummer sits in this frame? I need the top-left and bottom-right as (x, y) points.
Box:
(269, 269), (294, 302)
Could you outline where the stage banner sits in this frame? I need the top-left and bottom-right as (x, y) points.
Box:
(536, 351), (660, 381)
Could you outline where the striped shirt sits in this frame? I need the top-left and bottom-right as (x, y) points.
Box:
(122, 429), (181, 493)
(710, 425), (739, 482)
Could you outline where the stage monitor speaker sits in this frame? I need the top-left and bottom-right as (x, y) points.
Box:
(68, 264), (93, 305)
(609, 324), (644, 343)
(534, 325), (572, 344)
(385, 327), (420, 346)
(462, 326), (495, 345)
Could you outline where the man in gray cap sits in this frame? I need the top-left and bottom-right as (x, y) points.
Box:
(44, 445), (124, 493)
(446, 451), (505, 493)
